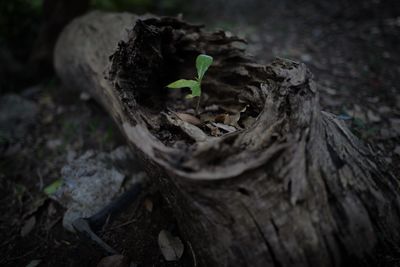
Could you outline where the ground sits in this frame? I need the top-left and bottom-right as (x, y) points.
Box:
(1, 1), (399, 266)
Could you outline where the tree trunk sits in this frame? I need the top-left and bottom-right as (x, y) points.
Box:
(54, 11), (400, 267)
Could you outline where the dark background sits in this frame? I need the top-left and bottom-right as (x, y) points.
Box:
(1, 0), (400, 266)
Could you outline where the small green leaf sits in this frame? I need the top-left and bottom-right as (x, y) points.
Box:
(166, 54), (212, 101)
(185, 83), (201, 99)
(166, 79), (198, 89)
(196, 54), (213, 81)
(189, 82), (201, 97)
(43, 179), (63, 195)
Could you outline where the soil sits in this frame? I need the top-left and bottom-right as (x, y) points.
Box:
(1, 1), (399, 266)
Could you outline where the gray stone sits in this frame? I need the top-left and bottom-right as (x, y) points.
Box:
(52, 146), (147, 232)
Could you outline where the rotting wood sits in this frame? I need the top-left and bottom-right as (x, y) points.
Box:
(55, 11), (400, 267)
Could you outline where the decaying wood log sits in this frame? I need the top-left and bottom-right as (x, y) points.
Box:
(54, 11), (400, 267)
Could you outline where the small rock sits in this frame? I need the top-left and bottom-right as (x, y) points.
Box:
(382, 51), (391, 59)
(385, 17), (400, 27)
(56, 106), (65, 114)
(370, 26), (380, 34)
(390, 118), (400, 136)
(367, 110), (381, 123)
(385, 157), (393, 164)
(42, 114), (54, 124)
(300, 54), (312, 62)
(80, 92), (91, 101)
(380, 128), (396, 140)
(158, 230), (184, 261)
(52, 147), (146, 232)
(378, 106), (391, 114)
(176, 113), (202, 126)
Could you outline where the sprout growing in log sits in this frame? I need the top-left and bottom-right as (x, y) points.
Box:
(166, 54), (213, 114)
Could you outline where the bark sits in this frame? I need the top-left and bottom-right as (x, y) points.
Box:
(54, 11), (400, 267)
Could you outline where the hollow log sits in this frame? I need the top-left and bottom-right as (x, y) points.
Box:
(54, 11), (400, 267)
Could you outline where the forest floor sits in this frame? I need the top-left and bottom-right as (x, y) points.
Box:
(1, 1), (399, 266)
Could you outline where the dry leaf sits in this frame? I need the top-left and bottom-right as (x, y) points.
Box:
(21, 216), (36, 237)
(214, 113), (229, 123)
(206, 123), (221, 136)
(158, 230), (184, 261)
(144, 198), (153, 212)
(212, 122), (237, 133)
(176, 113), (201, 126)
(199, 113), (216, 123)
(165, 113), (208, 142)
(216, 105), (247, 127)
(226, 114), (241, 128)
(219, 104), (246, 113)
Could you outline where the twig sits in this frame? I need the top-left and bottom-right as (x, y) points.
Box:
(187, 241), (197, 267)
(106, 218), (137, 231)
(3, 246), (40, 263)
(36, 169), (44, 191)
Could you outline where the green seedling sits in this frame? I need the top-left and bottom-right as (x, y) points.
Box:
(166, 54), (213, 114)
